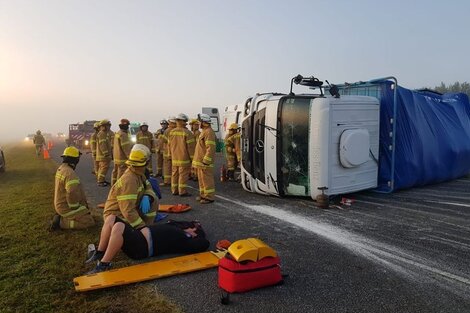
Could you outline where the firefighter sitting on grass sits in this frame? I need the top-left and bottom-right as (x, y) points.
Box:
(50, 146), (96, 230)
(102, 144), (158, 228)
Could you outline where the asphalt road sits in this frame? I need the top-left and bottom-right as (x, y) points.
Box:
(49, 142), (470, 313)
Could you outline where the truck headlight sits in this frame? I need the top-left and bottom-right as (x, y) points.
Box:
(131, 136), (137, 143)
(85, 140), (89, 146)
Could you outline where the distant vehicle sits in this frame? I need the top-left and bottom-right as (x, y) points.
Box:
(57, 132), (66, 138)
(24, 134), (34, 142)
(0, 147), (5, 172)
(202, 107), (223, 152)
(222, 104), (243, 139)
(129, 122), (141, 143)
(68, 120), (98, 149)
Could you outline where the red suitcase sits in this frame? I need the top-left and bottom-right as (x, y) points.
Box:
(218, 255), (282, 293)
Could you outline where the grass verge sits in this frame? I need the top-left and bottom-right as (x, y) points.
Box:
(0, 143), (182, 313)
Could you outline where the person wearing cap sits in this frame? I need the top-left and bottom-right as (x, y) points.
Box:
(192, 113), (216, 203)
(50, 146), (96, 230)
(154, 120), (168, 177)
(103, 144), (158, 229)
(90, 122), (100, 176)
(112, 119), (133, 185)
(33, 130), (46, 156)
(136, 122), (155, 175)
(189, 119), (201, 181)
(96, 120), (112, 186)
(168, 113), (195, 196)
(225, 123), (241, 181)
(160, 117), (177, 186)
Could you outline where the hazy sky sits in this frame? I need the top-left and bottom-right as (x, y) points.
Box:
(1, 0), (469, 142)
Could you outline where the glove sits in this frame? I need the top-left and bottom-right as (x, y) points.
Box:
(139, 195), (151, 214)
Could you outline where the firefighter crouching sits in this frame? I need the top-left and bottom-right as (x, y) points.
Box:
(33, 130), (46, 156)
(154, 119), (168, 177)
(161, 116), (177, 186)
(103, 144), (158, 227)
(112, 118), (133, 185)
(50, 146), (96, 230)
(136, 122), (156, 176)
(192, 113), (216, 204)
(90, 122), (100, 175)
(168, 113), (195, 196)
(189, 118), (201, 181)
(96, 119), (112, 186)
(225, 123), (241, 181)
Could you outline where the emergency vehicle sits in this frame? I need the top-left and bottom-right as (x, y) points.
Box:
(202, 107), (224, 152)
(68, 120), (98, 149)
(240, 75), (380, 200)
(222, 104), (243, 139)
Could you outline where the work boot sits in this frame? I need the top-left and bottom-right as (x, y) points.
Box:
(49, 214), (61, 231)
(85, 249), (105, 264)
(86, 261), (112, 275)
(200, 198), (214, 204)
(97, 181), (110, 187)
(196, 196), (201, 201)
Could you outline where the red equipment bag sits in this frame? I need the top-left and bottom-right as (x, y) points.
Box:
(218, 255), (282, 293)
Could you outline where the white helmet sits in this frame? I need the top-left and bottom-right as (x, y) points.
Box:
(168, 116), (177, 123)
(198, 113), (211, 123)
(176, 113), (189, 122)
(141, 122), (148, 127)
(131, 144), (150, 159)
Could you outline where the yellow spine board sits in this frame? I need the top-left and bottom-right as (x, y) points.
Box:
(74, 250), (226, 292)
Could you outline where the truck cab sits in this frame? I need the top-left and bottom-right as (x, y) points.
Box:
(241, 76), (380, 199)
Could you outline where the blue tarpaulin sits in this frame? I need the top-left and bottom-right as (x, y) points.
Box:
(336, 79), (470, 192)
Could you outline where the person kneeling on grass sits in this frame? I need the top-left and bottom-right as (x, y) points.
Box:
(50, 146), (96, 230)
(85, 215), (210, 273)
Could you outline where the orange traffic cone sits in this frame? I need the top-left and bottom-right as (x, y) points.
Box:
(48, 141), (53, 150)
(43, 149), (50, 160)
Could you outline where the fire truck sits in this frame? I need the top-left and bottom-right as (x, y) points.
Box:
(67, 120), (98, 149)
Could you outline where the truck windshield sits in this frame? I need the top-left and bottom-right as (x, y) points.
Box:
(278, 97), (311, 196)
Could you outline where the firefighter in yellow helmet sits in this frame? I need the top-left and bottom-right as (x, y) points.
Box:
(136, 122), (155, 175)
(154, 119), (168, 177)
(168, 113), (195, 196)
(224, 123), (240, 181)
(90, 122), (100, 175)
(103, 144), (158, 228)
(192, 113), (216, 203)
(96, 119), (112, 186)
(160, 116), (177, 186)
(112, 119), (132, 185)
(50, 146), (96, 230)
(33, 130), (46, 156)
(189, 118), (200, 181)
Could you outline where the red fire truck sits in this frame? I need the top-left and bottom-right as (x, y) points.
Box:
(67, 120), (98, 150)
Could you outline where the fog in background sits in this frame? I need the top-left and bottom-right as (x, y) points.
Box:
(1, 0), (470, 143)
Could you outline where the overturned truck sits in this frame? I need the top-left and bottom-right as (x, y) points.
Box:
(240, 75), (470, 199)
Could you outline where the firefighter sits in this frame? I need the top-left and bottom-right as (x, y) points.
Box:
(192, 113), (216, 204)
(168, 113), (195, 196)
(105, 120), (115, 150)
(136, 122), (155, 175)
(103, 144), (158, 228)
(224, 123), (240, 181)
(90, 122), (100, 175)
(189, 119), (201, 180)
(112, 119), (132, 185)
(154, 119), (168, 177)
(33, 130), (46, 156)
(160, 116), (177, 186)
(50, 146), (96, 230)
(96, 119), (112, 186)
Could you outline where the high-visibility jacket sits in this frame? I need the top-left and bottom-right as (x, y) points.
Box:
(227, 132), (241, 162)
(162, 125), (176, 158)
(54, 163), (89, 218)
(192, 126), (216, 168)
(96, 130), (112, 161)
(113, 129), (132, 165)
(192, 129), (201, 140)
(33, 134), (45, 146)
(90, 132), (98, 157)
(154, 128), (166, 153)
(107, 130), (115, 149)
(137, 130), (155, 153)
(103, 167), (157, 228)
(168, 127), (195, 167)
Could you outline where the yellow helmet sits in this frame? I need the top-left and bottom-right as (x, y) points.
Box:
(93, 122), (100, 128)
(189, 119), (199, 125)
(62, 146), (81, 158)
(125, 144), (150, 167)
(99, 119), (110, 126)
(229, 123), (239, 130)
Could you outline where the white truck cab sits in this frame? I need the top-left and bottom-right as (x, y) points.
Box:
(240, 75), (380, 199)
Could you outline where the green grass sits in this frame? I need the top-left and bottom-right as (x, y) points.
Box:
(0, 143), (182, 313)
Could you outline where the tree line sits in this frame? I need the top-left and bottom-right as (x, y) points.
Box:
(430, 81), (470, 97)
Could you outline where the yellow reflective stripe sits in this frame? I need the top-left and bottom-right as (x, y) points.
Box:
(121, 141), (131, 146)
(205, 188), (215, 193)
(171, 184), (178, 187)
(145, 211), (156, 217)
(130, 217), (144, 228)
(68, 202), (80, 208)
(206, 140), (216, 145)
(180, 184), (187, 188)
(99, 139), (108, 143)
(90, 139), (96, 143)
(116, 194), (138, 201)
(164, 175), (171, 178)
(70, 220), (75, 229)
(192, 161), (214, 168)
(171, 131), (186, 136)
(62, 205), (87, 218)
(172, 160), (191, 165)
(55, 173), (66, 180)
(65, 179), (80, 189)
(203, 156), (212, 162)
(186, 138), (195, 144)
(137, 186), (144, 192)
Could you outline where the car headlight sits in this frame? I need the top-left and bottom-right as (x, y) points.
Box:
(24, 137), (29, 141)
(85, 140), (89, 146)
(131, 136), (137, 143)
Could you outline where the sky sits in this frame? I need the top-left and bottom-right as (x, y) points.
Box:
(1, 0), (469, 142)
